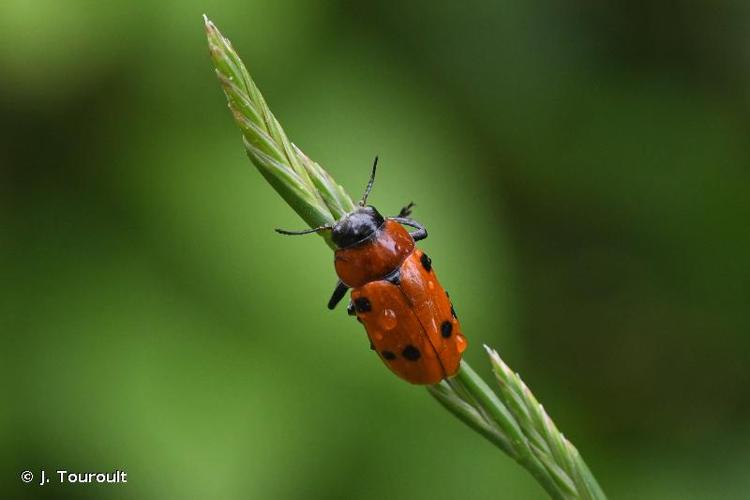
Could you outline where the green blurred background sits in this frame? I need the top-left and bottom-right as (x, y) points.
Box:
(3, 1), (750, 498)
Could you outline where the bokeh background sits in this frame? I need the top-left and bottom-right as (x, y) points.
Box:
(3, 1), (750, 498)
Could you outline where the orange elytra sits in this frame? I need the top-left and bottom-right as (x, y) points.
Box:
(276, 157), (467, 384)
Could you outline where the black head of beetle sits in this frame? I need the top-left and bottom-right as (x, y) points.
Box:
(331, 205), (385, 248)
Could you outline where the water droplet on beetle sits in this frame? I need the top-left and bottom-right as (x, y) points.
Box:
(456, 334), (467, 353)
(379, 309), (398, 330)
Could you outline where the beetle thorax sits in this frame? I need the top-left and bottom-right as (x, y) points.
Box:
(333, 219), (415, 288)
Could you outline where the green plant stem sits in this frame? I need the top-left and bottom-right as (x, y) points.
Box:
(205, 15), (353, 249)
(460, 363), (569, 499)
(204, 16), (606, 499)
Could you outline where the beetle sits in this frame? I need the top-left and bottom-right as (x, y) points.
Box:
(276, 158), (467, 384)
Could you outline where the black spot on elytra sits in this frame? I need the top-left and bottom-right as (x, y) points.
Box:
(420, 253), (432, 272)
(382, 350), (396, 360)
(354, 297), (371, 313)
(441, 321), (453, 338)
(402, 345), (421, 361)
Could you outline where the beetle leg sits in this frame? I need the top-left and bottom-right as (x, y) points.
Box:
(397, 201), (415, 217)
(328, 280), (349, 310)
(390, 216), (428, 242)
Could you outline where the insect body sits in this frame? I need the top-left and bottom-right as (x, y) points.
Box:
(276, 158), (467, 384)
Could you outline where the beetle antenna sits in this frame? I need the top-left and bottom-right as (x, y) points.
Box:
(275, 224), (332, 236)
(359, 156), (378, 206)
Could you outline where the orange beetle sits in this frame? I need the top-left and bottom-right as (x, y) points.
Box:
(277, 158), (467, 384)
